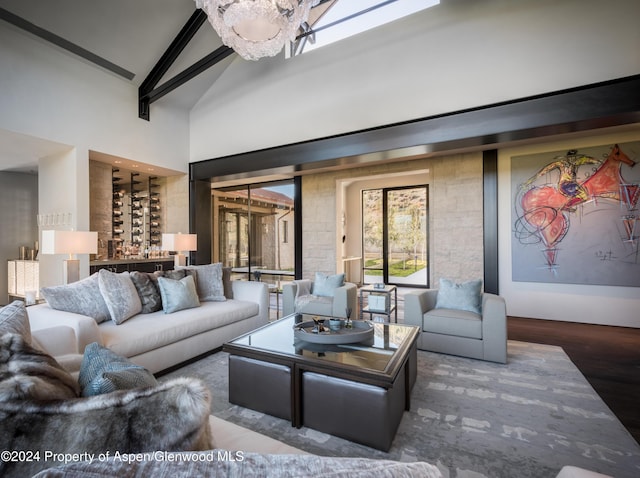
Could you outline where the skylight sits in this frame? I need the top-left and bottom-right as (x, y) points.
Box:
(287, 0), (440, 58)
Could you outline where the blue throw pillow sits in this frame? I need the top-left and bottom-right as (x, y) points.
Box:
(435, 278), (483, 314)
(79, 342), (157, 397)
(157, 275), (200, 314)
(312, 272), (345, 297)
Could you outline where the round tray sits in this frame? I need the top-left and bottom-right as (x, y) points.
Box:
(293, 319), (374, 345)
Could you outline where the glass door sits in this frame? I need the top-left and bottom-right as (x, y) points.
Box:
(362, 186), (428, 287)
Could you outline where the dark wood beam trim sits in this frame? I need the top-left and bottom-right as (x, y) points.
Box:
(189, 75), (640, 289)
(0, 7), (134, 80)
(483, 150), (499, 295)
(191, 75), (640, 181)
(143, 46), (234, 106)
(138, 9), (207, 120)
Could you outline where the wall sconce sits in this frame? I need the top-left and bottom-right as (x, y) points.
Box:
(41, 230), (98, 283)
(162, 233), (197, 267)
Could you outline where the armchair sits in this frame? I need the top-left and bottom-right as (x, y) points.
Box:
(282, 274), (357, 319)
(404, 288), (507, 363)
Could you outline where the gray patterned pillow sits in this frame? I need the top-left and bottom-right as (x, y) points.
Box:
(157, 275), (200, 314)
(0, 300), (31, 343)
(97, 270), (142, 325)
(78, 342), (157, 397)
(176, 263), (226, 302)
(129, 271), (162, 313)
(40, 273), (111, 324)
(435, 278), (483, 314)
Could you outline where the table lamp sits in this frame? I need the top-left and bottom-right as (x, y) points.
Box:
(41, 230), (98, 283)
(162, 233), (197, 267)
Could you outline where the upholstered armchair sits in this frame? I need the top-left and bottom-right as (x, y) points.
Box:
(404, 280), (507, 364)
(282, 273), (357, 319)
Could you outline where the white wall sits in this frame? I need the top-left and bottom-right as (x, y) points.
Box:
(0, 23), (191, 283)
(190, 0), (640, 161)
(498, 127), (640, 328)
(0, 172), (38, 304)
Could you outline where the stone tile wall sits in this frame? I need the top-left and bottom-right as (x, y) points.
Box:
(301, 152), (484, 286)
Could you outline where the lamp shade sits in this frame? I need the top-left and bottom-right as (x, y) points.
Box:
(162, 233), (197, 252)
(41, 230), (98, 255)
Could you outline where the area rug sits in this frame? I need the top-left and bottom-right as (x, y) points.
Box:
(159, 341), (640, 478)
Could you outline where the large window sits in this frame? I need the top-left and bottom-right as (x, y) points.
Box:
(362, 185), (429, 287)
(213, 180), (296, 286)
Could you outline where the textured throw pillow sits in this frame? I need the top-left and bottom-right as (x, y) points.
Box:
(0, 333), (79, 402)
(129, 271), (162, 313)
(312, 272), (345, 297)
(222, 266), (233, 299)
(157, 275), (200, 314)
(160, 268), (197, 282)
(78, 342), (157, 397)
(0, 377), (212, 478)
(176, 263), (226, 302)
(0, 300), (31, 344)
(40, 273), (111, 324)
(98, 270), (142, 325)
(435, 278), (483, 314)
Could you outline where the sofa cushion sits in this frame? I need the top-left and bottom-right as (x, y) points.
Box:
(435, 278), (482, 314)
(79, 342), (157, 397)
(0, 300), (31, 343)
(98, 270), (142, 325)
(130, 271), (162, 313)
(157, 275), (201, 314)
(0, 377), (213, 478)
(99, 300), (259, 359)
(312, 272), (345, 297)
(40, 273), (111, 324)
(0, 333), (79, 402)
(176, 263), (226, 302)
(424, 308), (482, 339)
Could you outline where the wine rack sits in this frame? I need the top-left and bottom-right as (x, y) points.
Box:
(130, 172), (144, 247)
(148, 176), (161, 247)
(112, 169), (125, 258)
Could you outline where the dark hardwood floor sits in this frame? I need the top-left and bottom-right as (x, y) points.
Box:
(508, 316), (640, 445)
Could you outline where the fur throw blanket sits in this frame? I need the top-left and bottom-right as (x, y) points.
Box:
(0, 376), (212, 478)
(0, 332), (79, 402)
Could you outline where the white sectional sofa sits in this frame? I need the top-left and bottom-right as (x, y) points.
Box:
(28, 278), (269, 374)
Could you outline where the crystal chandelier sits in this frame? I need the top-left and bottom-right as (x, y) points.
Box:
(195, 0), (319, 61)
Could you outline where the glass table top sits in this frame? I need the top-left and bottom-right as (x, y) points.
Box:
(228, 313), (418, 374)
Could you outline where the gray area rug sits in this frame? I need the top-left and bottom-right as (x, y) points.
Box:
(160, 341), (640, 478)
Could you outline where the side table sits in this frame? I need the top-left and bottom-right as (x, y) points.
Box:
(359, 284), (398, 323)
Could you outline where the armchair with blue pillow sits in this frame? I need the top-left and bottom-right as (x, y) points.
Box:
(282, 272), (357, 319)
(404, 278), (507, 364)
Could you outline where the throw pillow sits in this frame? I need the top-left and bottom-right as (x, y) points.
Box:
(435, 278), (483, 314)
(0, 333), (79, 402)
(176, 263), (226, 302)
(0, 300), (31, 344)
(161, 268), (197, 281)
(129, 271), (162, 313)
(0, 377), (212, 478)
(78, 342), (157, 397)
(98, 270), (142, 325)
(40, 273), (111, 324)
(223, 266), (233, 299)
(312, 272), (345, 297)
(157, 275), (200, 314)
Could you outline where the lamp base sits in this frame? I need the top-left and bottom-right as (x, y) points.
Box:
(64, 259), (80, 284)
(174, 253), (187, 268)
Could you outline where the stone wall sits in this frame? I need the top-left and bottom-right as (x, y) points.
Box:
(301, 152), (484, 286)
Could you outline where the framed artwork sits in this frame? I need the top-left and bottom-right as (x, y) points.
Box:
(511, 141), (640, 286)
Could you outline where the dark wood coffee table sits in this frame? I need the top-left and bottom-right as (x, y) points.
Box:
(223, 313), (419, 451)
